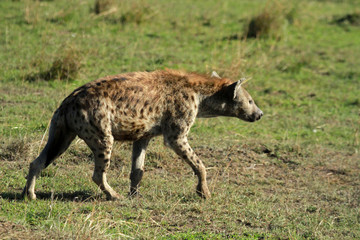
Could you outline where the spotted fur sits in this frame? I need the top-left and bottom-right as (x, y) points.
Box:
(22, 69), (263, 200)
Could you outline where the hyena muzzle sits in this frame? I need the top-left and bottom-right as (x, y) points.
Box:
(22, 70), (263, 200)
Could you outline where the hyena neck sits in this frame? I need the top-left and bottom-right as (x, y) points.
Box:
(197, 93), (230, 118)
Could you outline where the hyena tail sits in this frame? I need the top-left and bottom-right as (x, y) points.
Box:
(22, 111), (76, 200)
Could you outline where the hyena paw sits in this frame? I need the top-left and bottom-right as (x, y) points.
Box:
(21, 188), (37, 200)
(105, 192), (122, 201)
(128, 190), (143, 199)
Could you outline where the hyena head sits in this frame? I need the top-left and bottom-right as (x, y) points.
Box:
(221, 79), (263, 122)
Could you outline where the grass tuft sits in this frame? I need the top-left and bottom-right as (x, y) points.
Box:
(24, 0), (40, 24)
(25, 46), (82, 81)
(0, 138), (34, 162)
(332, 11), (360, 26)
(94, 0), (115, 15)
(244, 1), (291, 39)
(119, 4), (152, 25)
(103, 2), (153, 25)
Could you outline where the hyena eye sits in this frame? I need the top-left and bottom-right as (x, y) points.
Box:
(249, 100), (253, 104)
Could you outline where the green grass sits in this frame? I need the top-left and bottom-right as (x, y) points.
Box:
(0, 0), (359, 239)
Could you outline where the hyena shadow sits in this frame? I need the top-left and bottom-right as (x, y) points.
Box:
(1, 190), (97, 202)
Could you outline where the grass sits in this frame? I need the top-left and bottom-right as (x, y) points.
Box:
(0, 0), (359, 239)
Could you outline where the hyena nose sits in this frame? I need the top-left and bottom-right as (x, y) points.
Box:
(257, 110), (263, 120)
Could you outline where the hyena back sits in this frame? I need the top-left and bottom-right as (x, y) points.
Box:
(23, 69), (263, 200)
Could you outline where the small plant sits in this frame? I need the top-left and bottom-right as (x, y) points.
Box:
(94, 0), (115, 14)
(103, 2), (153, 25)
(26, 46), (82, 81)
(45, 48), (81, 81)
(24, 0), (40, 24)
(244, 1), (292, 39)
(0, 138), (34, 162)
(119, 6), (151, 25)
(332, 12), (360, 26)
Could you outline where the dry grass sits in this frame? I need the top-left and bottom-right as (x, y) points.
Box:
(244, 1), (291, 39)
(0, 137), (34, 162)
(25, 46), (82, 81)
(332, 11), (360, 26)
(118, 3), (152, 25)
(24, 0), (40, 24)
(94, 0), (115, 15)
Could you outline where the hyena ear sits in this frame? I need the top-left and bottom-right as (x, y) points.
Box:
(232, 80), (243, 99)
(224, 80), (243, 100)
(211, 71), (221, 79)
(232, 78), (250, 99)
(239, 77), (250, 85)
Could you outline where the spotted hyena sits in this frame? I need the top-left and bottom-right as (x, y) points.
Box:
(22, 69), (263, 200)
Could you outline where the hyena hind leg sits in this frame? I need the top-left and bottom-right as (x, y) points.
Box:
(22, 124), (76, 200)
(84, 135), (121, 201)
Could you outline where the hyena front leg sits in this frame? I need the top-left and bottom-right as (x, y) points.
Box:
(129, 138), (151, 197)
(165, 134), (211, 199)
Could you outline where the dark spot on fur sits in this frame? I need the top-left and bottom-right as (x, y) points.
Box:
(104, 159), (109, 163)
(103, 91), (108, 98)
(144, 101), (149, 107)
(148, 107), (153, 113)
(96, 82), (101, 86)
(120, 77), (127, 81)
(191, 95), (195, 102)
